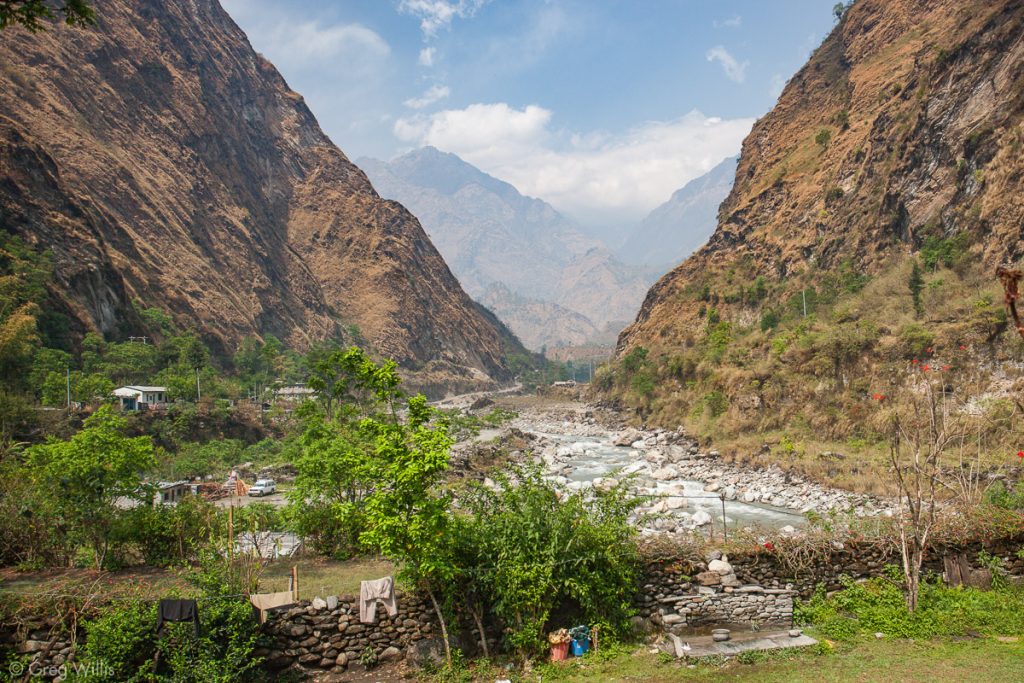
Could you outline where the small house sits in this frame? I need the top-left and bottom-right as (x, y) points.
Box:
(113, 385), (168, 410)
(156, 480), (191, 504)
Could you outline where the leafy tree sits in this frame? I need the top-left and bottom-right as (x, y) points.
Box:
(26, 405), (155, 568)
(0, 0), (94, 32)
(459, 467), (640, 662)
(908, 259), (925, 318)
(359, 394), (456, 664)
(305, 346), (401, 419)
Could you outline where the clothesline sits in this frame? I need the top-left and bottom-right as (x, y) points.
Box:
(0, 588), (248, 602)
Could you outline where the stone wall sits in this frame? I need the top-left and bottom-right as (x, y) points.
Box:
(258, 592), (441, 677)
(637, 554), (794, 630)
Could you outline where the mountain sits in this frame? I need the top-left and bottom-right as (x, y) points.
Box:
(607, 0), (1024, 444)
(358, 147), (655, 350)
(618, 156), (737, 270)
(0, 0), (527, 394)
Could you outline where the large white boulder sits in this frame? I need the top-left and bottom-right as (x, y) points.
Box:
(691, 510), (712, 526)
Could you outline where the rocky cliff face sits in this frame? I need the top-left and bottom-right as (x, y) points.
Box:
(618, 156), (737, 271)
(0, 0), (525, 392)
(359, 147), (655, 350)
(604, 0), (1024, 461)
(619, 0), (1024, 357)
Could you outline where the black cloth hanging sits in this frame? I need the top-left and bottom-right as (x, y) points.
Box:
(156, 599), (200, 636)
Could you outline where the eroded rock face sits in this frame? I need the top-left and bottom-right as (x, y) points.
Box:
(616, 0), (1024, 376)
(0, 0), (524, 393)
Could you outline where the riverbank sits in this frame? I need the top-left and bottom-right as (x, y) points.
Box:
(452, 394), (891, 536)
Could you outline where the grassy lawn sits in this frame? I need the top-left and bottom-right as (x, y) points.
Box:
(261, 555), (396, 599)
(493, 635), (1024, 682)
(0, 556), (397, 601)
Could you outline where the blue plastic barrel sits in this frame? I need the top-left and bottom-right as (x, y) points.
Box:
(570, 639), (589, 656)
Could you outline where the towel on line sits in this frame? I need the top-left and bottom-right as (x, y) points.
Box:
(359, 576), (397, 624)
(250, 591), (297, 624)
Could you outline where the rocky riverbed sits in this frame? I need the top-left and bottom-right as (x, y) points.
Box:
(452, 397), (891, 536)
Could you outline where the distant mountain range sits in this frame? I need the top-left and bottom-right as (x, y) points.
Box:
(359, 147), (656, 350)
(618, 156), (737, 270)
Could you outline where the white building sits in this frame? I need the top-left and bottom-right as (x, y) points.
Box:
(113, 385), (168, 411)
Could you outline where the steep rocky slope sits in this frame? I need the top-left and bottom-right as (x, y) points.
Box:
(0, 0), (525, 392)
(359, 148), (655, 350)
(608, 0), (1024, 457)
(618, 156), (737, 271)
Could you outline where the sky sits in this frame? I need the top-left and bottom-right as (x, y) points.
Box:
(221, 0), (837, 230)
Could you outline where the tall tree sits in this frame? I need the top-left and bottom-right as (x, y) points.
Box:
(27, 405), (155, 568)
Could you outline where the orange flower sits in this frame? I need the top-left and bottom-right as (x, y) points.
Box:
(922, 364), (930, 372)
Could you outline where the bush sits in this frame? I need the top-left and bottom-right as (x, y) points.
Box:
(703, 390), (728, 418)
(458, 466), (641, 660)
(815, 128), (832, 147)
(983, 480), (1024, 510)
(796, 573), (1024, 640)
(897, 324), (934, 359)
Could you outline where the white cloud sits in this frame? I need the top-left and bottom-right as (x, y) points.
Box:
(262, 20), (389, 67)
(398, 0), (489, 38)
(713, 15), (742, 29)
(418, 47), (436, 66)
(706, 45), (748, 83)
(394, 103), (751, 226)
(403, 84), (451, 109)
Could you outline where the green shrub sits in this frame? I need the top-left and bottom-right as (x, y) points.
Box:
(760, 309), (781, 331)
(796, 574), (1024, 641)
(815, 128), (832, 147)
(703, 390), (728, 418)
(897, 324), (934, 359)
(983, 480), (1024, 510)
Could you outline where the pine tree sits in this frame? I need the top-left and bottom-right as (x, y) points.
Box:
(909, 260), (924, 318)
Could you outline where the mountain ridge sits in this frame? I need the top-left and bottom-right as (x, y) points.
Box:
(0, 0), (526, 394)
(359, 147), (655, 350)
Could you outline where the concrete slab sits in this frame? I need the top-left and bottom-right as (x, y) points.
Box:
(658, 630), (818, 659)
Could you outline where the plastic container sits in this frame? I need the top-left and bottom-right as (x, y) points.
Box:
(550, 641), (569, 661)
(570, 638), (589, 656)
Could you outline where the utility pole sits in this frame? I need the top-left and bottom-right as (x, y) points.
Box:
(195, 367), (202, 401)
(802, 289), (807, 317)
(66, 366), (71, 413)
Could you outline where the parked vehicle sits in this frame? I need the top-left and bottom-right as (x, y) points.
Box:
(248, 479), (276, 496)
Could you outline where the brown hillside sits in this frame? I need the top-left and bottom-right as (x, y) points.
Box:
(0, 0), (524, 393)
(620, 0), (1023, 356)
(606, 0), (1024, 488)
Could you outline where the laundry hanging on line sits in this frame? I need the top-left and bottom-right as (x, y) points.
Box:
(249, 591), (297, 624)
(359, 576), (397, 624)
(156, 598), (200, 635)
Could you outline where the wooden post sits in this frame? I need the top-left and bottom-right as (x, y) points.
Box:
(291, 565), (299, 601)
(228, 505), (234, 562)
(720, 492), (728, 542)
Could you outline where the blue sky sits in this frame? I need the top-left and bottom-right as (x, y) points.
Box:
(221, 0), (837, 228)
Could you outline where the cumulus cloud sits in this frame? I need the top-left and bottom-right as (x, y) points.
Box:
(713, 14), (742, 29)
(394, 103), (751, 226)
(418, 47), (436, 66)
(399, 0), (489, 38)
(706, 45), (748, 83)
(403, 84), (451, 109)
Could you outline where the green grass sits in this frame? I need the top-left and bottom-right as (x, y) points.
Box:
(437, 637), (1024, 682)
(520, 643), (1024, 683)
